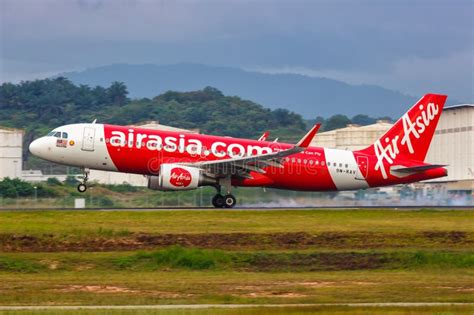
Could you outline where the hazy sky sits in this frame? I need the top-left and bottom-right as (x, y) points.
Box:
(1, 0), (472, 101)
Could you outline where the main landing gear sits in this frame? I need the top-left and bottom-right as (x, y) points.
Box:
(211, 193), (236, 208)
(77, 168), (90, 193)
(212, 176), (236, 208)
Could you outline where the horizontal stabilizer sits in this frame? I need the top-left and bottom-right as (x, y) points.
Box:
(391, 164), (447, 174)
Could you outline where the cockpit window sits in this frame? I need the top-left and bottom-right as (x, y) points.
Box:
(47, 130), (68, 139)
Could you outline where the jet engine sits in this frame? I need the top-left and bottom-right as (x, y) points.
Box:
(148, 164), (216, 191)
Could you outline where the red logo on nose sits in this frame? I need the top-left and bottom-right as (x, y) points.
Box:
(169, 167), (192, 187)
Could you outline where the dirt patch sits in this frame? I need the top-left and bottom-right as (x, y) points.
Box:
(243, 252), (390, 271)
(233, 285), (308, 298)
(457, 288), (474, 292)
(422, 231), (467, 242)
(1, 230), (472, 252)
(74, 263), (95, 271)
(56, 285), (195, 298)
(288, 281), (337, 288)
(244, 292), (307, 298)
(426, 286), (474, 293)
(277, 280), (375, 287)
(58, 285), (138, 294)
(236, 280), (378, 297)
(39, 260), (60, 270)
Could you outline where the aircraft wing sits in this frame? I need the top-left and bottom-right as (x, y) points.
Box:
(183, 124), (320, 178)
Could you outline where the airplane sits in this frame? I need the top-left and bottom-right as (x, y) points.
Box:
(29, 94), (448, 208)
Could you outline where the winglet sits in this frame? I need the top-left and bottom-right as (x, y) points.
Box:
(258, 131), (270, 141)
(296, 124), (321, 148)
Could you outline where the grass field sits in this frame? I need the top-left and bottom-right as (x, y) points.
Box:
(0, 208), (473, 313)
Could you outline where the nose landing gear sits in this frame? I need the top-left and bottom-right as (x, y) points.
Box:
(77, 168), (90, 193)
(77, 183), (87, 193)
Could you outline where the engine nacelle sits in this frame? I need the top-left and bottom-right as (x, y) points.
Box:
(148, 164), (216, 191)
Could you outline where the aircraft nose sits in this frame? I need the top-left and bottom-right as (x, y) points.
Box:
(29, 138), (44, 157)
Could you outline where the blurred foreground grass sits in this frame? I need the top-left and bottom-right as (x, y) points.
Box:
(0, 209), (473, 307)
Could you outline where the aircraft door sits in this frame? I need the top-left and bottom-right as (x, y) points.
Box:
(82, 127), (95, 151)
(355, 155), (368, 180)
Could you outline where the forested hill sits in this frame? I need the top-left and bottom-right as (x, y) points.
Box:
(0, 78), (308, 161)
(62, 63), (418, 118)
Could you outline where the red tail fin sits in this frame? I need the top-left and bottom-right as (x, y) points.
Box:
(359, 94), (447, 163)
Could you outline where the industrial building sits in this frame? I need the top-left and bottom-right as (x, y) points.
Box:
(425, 104), (473, 190)
(311, 120), (393, 151)
(0, 126), (24, 179)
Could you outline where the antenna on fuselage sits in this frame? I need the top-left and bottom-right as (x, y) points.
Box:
(92, 119), (97, 124)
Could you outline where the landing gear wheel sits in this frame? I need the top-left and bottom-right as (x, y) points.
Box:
(212, 194), (225, 208)
(223, 194), (236, 208)
(77, 183), (87, 193)
(77, 167), (90, 193)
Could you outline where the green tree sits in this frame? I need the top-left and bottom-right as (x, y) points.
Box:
(323, 114), (351, 131)
(107, 81), (128, 106)
(351, 114), (376, 126)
